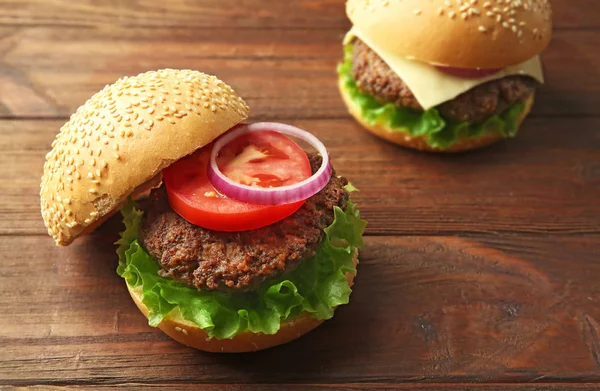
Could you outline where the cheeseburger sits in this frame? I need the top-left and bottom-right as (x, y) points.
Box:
(40, 69), (366, 352)
(338, 0), (553, 152)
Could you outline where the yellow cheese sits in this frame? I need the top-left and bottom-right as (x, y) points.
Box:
(344, 28), (544, 110)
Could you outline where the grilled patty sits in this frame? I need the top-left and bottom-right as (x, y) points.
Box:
(138, 154), (349, 292)
(351, 39), (537, 123)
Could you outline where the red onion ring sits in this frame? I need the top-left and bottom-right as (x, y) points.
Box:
(435, 65), (501, 79)
(208, 122), (332, 205)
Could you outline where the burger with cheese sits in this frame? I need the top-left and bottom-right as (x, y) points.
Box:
(338, 0), (553, 152)
(40, 69), (366, 352)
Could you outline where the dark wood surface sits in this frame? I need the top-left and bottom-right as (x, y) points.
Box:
(1, 0), (600, 389)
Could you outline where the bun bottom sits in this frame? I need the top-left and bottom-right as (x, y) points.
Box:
(127, 251), (358, 353)
(338, 77), (535, 153)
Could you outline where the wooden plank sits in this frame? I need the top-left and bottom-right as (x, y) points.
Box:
(6, 384), (600, 390)
(1, 234), (599, 385)
(2, 117), (599, 237)
(0, 27), (598, 119)
(0, 0), (596, 29)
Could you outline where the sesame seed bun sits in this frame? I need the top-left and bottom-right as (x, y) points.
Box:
(40, 69), (249, 246)
(127, 251), (359, 353)
(338, 76), (535, 153)
(346, 0), (552, 69)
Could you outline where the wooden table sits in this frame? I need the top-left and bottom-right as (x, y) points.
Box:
(2, 1), (600, 389)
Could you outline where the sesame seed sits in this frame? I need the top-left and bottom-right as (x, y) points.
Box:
(413, 9), (422, 15)
(449, 11), (456, 18)
(478, 25), (487, 32)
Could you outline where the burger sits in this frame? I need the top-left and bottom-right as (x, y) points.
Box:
(338, 0), (553, 152)
(40, 69), (367, 352)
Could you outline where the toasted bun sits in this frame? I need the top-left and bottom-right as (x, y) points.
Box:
(346, 0), (552, 68)
(339, 76), (535, 153)
(127, 251), (359, 353)
(40, 69), (249, 246)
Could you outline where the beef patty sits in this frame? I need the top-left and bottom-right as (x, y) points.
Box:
(138, 153), (349, 292)
(351, 39), (537, 123)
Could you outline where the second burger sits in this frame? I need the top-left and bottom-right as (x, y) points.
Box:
(338, 0), (553, 152)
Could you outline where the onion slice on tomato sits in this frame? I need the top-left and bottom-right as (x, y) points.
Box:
(208, 122), (332, 206)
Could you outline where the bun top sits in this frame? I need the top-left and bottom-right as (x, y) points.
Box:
(346, 0), (552, 69)
(40, 69), (249, 246)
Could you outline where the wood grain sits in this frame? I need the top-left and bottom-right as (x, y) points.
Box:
(2, 117), (599, 237)
(0, 27), (599, 119)
(1, 233), (600, 385)
(0, 0), (598, 29)
(2, 0), (600, 388)
(5, 385), (600, 391)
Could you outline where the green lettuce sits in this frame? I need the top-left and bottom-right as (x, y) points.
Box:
(116, 185), (367, 340)
(338, 44), (526, 149)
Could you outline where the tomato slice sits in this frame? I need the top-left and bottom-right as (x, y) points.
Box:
(163, 130), (312, 232)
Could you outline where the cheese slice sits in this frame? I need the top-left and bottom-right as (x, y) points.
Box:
(344, 28), (544, 110)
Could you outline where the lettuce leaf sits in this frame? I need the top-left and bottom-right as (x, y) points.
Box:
(116, 186), (367, 340)
(337, 44), (526, 149)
